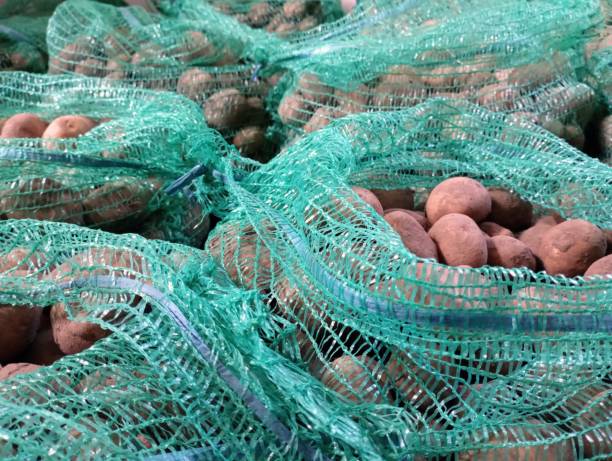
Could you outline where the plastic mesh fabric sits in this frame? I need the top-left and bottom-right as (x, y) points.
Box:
(0, 72), (231, 246)
(0, 219), (333, 460)
(206, 100), (611, 459)
(0, 15), (50, 73)
(267, 0), (602, 150)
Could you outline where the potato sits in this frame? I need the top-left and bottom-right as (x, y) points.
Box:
(278, 93), (310, 124)
(0, 293), (42, 363)
(82, 178), (161, 227)
(303, 107), (337, 133)
(74, 58), (105, 77)
(370, 84), (423, 108)
(479, 221), (513, 238)
(487, 188), (533, 231)
(283, 0), (307, 20)
(428, 214), (488, 267)
(248, 2), (273, 27)
(508, 60), (557, 89)
(563, 123), (585, 150)
(0, 363), (41, 381)
(486, 235), (536, 270)
(273, 274), (330, 331)
(177, 31), (216, 63)
(385, 210), (438, 260)
(22, 322), (65, 366)
(204, 88), (250, 130)
(42, 115), (96, 140)
(335, 84), (369, 115)
(176, 68), (215, 100)
(48, 247), (149, 355)
(535, 213), (565, 227)
(0, 178), (84, 225)
(385, 209), (428, 230)
(232, 126), (266, 160)
(600, 115), (612, 157)
(584, 254), (612, 278)
(1, 113), (48, 138)
(426, 177), (492, 225)
(244, 97), (267, 126)
(352, 186), (383, 216)
(297, 73), (332, 105)
(371, 188), (414, 211)
(273, 22), (295, 37)
(320, 355), (390, 403)
(341, 0), (356, 14)
(539, 220), (607, 277)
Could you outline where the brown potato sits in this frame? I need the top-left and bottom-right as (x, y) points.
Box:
(297, 73), (333, 105)
(487, 188), (533, 231)
(385, 209), (428, 230)
(74, 58), (105, 77)
(426, 177), (492, 225)
(0, 363), (41, 381)
(232, 126), (267, 160)
(278, 93), (310, 124)
(0, 290), (42, 364)
(1, 113), (48, 138)
(82, 178), (161, 227)
(177, 31), (216, 63)
(539, 220), (607, 277)
(584, 254), (612, 278)
(335, 84), (369, 115)
(247, 2), (273, 27)
(48, 247), (150, 355)
(428, 214), (488, 267)
(352, 186), (383, 216)
(479, 221), (513, 238)
(371, 188), (414, 211)
(341, 0), (356, 14)
(303, 107), (337, 133)
(204, 89), (250, 130)
(486, 235), (536, 270)
(283, 0), (307, 19)
(518, 224), (551, 264)
(176, 68), (215, 100)
(508, 60), (557, 89)
(370, 84), (424, 108)
(22, 323), (65, 366)
(42, 115), (96, 140)
(320, 355), (390, 403)
(0, 178), (84, 225)
(385, 210), (438, 260)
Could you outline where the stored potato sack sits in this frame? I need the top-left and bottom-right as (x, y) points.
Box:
(0, 15), (49, 73)
(207, 99), (611, 459)
(0, 72), (231, 246)
(0, 219), (330, 460)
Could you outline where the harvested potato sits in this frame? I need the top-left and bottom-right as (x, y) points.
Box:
(335, 84), (369, 115)
(204, 89), (249, 130)
(320, 355), (389, 403)
(371, 188), (414, 211)
(278, 93), (310, 124)
(584, 254), (612, 278)
(232, 126), (266, 160)
(428, 214), (488, 267)
(48, 247), (149, 355)
(518, 222), (555, 263)
(176, 68), (215, 100)
(352, 186), (384, 216)
(303, 107), (337, 133)
(426, 177), (492, 224)
(487, 188), (533, 231)
(0, 363), (41, 381)
(479, 221), (513, 238)
(486, 235), (536, 270)
(42, 115), (96, 140)
(1, 113), (48, 138)
(297, 73), (332, 105)
(539, 220), (607, 277)
(23, 322), (65, 366)
(385, 210), (438, 260)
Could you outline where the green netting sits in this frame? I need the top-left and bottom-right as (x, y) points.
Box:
(0, 15), (49, 72)
(204, 99), (611, 459)
(0, 72), (233, 246)
(47, 0), (279, 161)
(0, 218), (339, 460)
(266, 0), (602, 151)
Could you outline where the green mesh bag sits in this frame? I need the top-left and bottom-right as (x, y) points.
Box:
(0, 218), (339, 460)
(204, 99), (611, 459)
(47, 0), (279, 161)
(0, 15), (49, 72)
(267, 0), (602, 152)
(0, 72), (232, 246)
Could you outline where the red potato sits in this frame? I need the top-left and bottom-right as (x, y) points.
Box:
(22, 323), (65, 366)
(385, 209), (428, 230)
(385, 210), (438, 260)
(42, 115), (96, 140)
(371, 188), (414, 211)
(487, 188), (533, 231)
(320, 355), (390, 404)
(335, 84), (369, 115)
(341, 0), (356, 13)
(48, 247), (150, 355)
(425, 177), (492, 224)
(232, 126), (267, 160)
(297, 73), (333, 105)
(518, 222), (555, 263)
(176, 68), (215, 100)
(0, 363), (41, 381)
(428, 214), (488, 267)
(479, 221), (513, 238)
(539, 220), (607, 277)
(352, 186), (383, 216)
(486, 235), (536, 270)
(535, 213), (565, 227)
(278, 93), (311, 124)
(272, 274), (331, 331)
(204, 89), (249, 130)
(584, 254), (612, 278)
(283, 0), (307, 20)
(303, 107), (338, 133)
(177, 31), (216, 63)
(0, 113), (48, 138)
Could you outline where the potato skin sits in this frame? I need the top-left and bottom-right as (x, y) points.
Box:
(1, 113), (49, 138)
(371, 188), (414, 211)
(42, 115), (96, 139)
(428, 213), (488, 267)
(487, 188), (533, 231)
(278, 93), (310, 124)
(352, 186), (384, 216)
(0, 363), (41, 381)
(320, 355), (389, 403)
(232, 126), (266, 160)
(486, 235), (536, 270)
(539, 220), (607, 277)
(303, 107), (336, 133)
(425, 177), (492, 224)
(204, 89), (248, 130)
(385, 209), (428, 230)
(584, 254), (612, 278)
(479, 221), (513, 238)
(176, 68), (215, 100)
(385, 210), (438, 260)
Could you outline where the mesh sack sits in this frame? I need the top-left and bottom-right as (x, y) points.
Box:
(47, 0), (279, 161)
(205, 99), (612, 459)
(0, 15), (50, 73)
(268, 0), (601, 152)
(0, 218), (335, 460)
(0, 72), (231, 246)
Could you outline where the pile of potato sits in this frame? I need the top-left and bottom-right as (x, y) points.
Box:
(277, 56), (594, 150)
